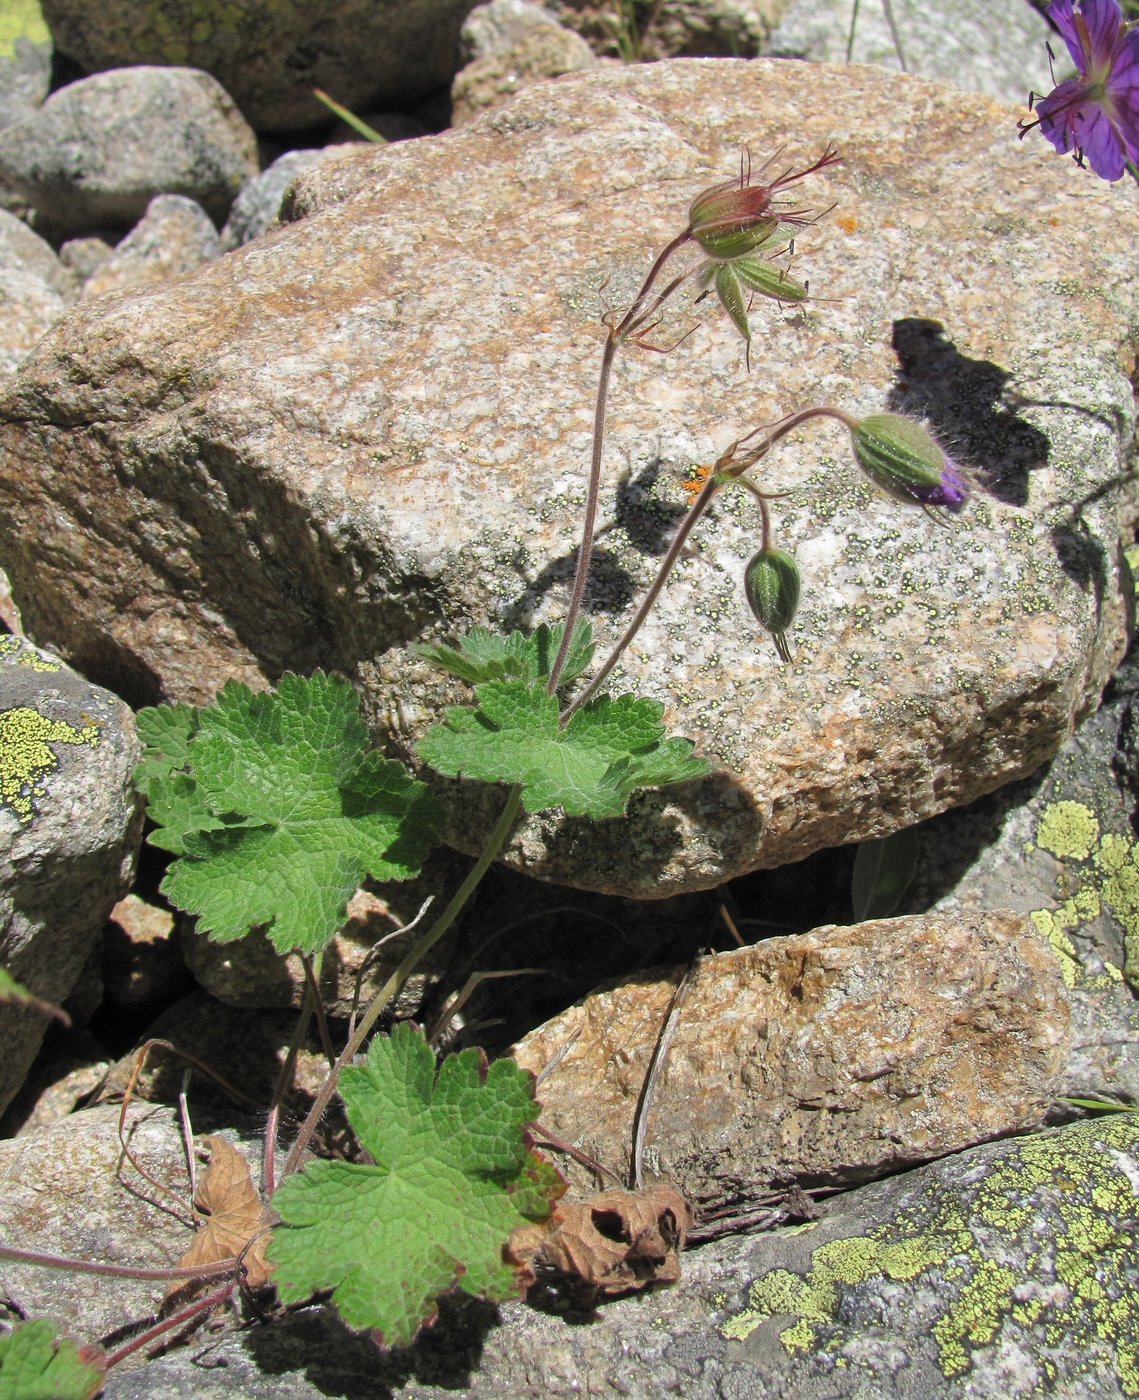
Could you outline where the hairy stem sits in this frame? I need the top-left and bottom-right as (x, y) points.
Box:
(0, 1244), (237, 1281)
(548, 228), (694, 692)
(281, 784), (525, 1179)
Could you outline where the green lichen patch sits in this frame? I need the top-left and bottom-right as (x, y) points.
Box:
(1036, 800), (1100, 861)
(721, 1116), (1139, 1394)
(0, 707), (99, 823)
(0, 0), (49, 56)
(0, 636), (59, 672)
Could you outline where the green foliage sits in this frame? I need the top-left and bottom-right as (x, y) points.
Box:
(267, 1023), (562, 1346)
(417, 619), (594, 688)
(417, 676), (709, 818)
(0, 1320), (105, 1400)
(851, 826), (921, 921)
(136, 673), (441, 956)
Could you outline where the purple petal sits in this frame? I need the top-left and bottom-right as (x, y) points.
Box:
(1047, 0), (1092, 75)
(926, 463), (969, 511)
(1076, 104), (1129, 177)
(1078, 0), (1127, 69)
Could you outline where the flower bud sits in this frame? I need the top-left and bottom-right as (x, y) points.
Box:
(688, 180), (781, 260)
(744, 546), (800, 663)
(850, 414), (968, 512)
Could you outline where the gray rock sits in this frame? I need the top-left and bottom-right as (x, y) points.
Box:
(39, 0), (481, 134)
(460, 0), (563, 63)
(220, 149), (340, 251)
(765, 0), (1051, 106)
(99, 1113), (1139, 1398)
(0, 59), (1136, 898)
(545, 0), (787, 59)
(0, 635), (140, 1117)
(901, 640), (1139, 1107)
(0, 207), (76, 378)
(0, 35), (51, 127)
(451, 10), (598, 124)
(57, 233), (114, 283)
(514, 910), (1070, 1207)
(0, 66), (259, 235)
(79, 193), (222, 299)
(0, 1101), (265, 1344)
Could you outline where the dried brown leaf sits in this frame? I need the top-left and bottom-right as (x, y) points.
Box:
(164, 1136), (273, 1305)
(509, 1183), (692, 1299)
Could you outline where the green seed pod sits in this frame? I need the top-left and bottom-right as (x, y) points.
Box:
(851, 414), (968, 511)
(744, 546), (800, 663)
(734, 254), (809, 304)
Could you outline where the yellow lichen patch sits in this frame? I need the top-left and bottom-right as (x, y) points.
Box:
(0, 637), (58, 672)
(721, 1116), (1139, 1393)
(0, 707), (100, 823)
(1030, 909), (1080, 988)
(0, 0), (48, 56)
(1036, 800), (1100, 861)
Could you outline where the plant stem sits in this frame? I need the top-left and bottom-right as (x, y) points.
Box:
(281, 784), (525, 1179)
(547, 228), (693, 692)
(0, 1244), (237, 1281)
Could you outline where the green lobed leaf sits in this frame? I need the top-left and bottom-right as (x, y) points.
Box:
(416, 677), (709, 818)
(850, 826), (921, 921)
(266, 1023), (562, 1347)
(150, 673), (441, 956)
(415, 620), (594, 688)
(0, 1320), (105, 1400)
(133, 701), (199, 787)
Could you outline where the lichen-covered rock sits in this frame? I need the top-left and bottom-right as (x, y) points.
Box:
(0, 65), (258, 234)
(220, 149), (337, 250)
(39, 0), (479, 133)
(0, 635), (141, 1116)
(765, 0), (1051, 105)
(514, 910), (1070, 1207)
(0, 59), (1136, 898)
(0, 207), (76, 378)
(97, 1114), (1139, 1398)
(902, 636), (1139, 1107)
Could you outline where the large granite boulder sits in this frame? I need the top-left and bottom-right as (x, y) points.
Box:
(0, 58), (1135, 898)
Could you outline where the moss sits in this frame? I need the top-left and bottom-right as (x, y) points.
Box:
(720, 1116), (1139, 1393)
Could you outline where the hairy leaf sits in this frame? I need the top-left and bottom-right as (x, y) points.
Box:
(143, 674), (441, 955)
(417, 678), (709, 817)
(267, 1023), (563, 1347)
(0, 1320), (105, 1400)
(416, 620), (594, 688)
(134, 701), (199, 787)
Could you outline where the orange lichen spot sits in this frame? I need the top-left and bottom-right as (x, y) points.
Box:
(836, 214), (859, 235)
(682, 463), (713, 499)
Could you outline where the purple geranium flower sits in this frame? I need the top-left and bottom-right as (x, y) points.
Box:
(1022, 0), (1139, 181)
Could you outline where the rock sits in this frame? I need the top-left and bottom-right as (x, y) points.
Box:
(98, 1112), (1139, 1398)
(220, 149), (340, 251)
(0, 1101), (265, 1344)
(0, 634), (141, 1117)
(0, 207), (76, 378)
(546, 0), (786, 59)
(79, 194), (222, 299)
(323, 111), (431, 146)
(0, 65), (259, 235)
(39, 0), (480, 134)
(459, 0), (564, 63)
(765, 0), (1051, 105)
(103, 892), (191, 1008)
(57, 233), (114, 283)
(0, 34), (51, 125)
(901, 638), (1139, 1107)
(451, 10), (598, 124)
(514, 911), (1070, 1208)
(0, 60), (1136, 897)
